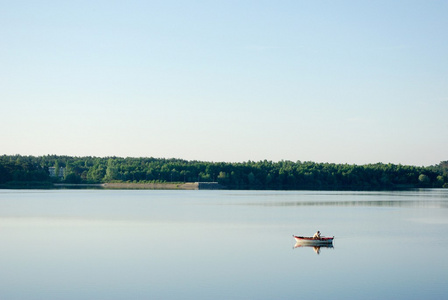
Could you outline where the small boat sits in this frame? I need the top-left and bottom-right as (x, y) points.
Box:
(293, 235), (334, 245)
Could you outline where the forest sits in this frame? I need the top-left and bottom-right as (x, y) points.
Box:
(0, 155), (447, 189)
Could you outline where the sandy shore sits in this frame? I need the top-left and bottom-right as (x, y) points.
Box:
(53, 182), (225, 190)
(54, 182), (198, 189)
(103, 182), (198, 189)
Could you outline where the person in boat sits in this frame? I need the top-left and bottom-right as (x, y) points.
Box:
(313, 230), (321, 239)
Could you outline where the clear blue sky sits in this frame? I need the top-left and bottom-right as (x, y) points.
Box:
(1, 1), (447, 166)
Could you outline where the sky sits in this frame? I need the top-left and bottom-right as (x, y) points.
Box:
(1, 0), (447, 166)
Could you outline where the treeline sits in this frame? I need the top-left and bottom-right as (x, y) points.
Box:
(1, 155), (447, 189)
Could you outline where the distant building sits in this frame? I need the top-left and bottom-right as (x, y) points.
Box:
(49, 167), (65, 178)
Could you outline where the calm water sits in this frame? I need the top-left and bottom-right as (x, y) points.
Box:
(0, 189), (447, 300)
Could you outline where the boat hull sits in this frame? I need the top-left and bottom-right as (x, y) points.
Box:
(293, 235), (334, 245)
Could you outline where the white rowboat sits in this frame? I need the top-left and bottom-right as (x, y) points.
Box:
(293, 235), (334, 245)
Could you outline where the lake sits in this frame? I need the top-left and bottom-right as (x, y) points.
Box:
(0, 189), (447, 300)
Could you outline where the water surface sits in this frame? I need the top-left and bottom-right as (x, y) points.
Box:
(0, 189), (447, 299)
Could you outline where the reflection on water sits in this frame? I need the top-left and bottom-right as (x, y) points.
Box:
(253, 200), (448, 208)
(222, 189), (448, 208)
(293, 242), (334, 255)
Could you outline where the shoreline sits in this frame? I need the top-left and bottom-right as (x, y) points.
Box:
(0, 181), (440, 191)
(53, 182), (198, 190)
(103, 182), (199, 190)
(53, 182), (224, 190)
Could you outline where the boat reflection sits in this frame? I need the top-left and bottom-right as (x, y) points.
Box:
(293, 242), (334, 255)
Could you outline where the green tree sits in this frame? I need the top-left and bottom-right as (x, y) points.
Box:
(247, 172), (256, 185)
(418, 174), (430, 186)
(105, 159), (118, 181)
(54, 160), (60, 180)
